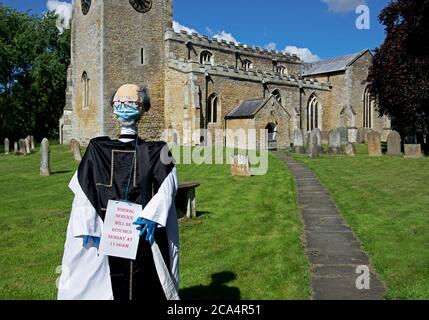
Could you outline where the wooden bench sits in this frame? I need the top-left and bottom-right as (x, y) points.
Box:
(175, 181), (200, 219)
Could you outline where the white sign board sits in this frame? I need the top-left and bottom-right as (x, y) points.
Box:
(99, 200), (142, 260)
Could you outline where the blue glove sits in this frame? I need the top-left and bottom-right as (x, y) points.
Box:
(133, 217), (158, 242)
(83, 236), (100, 247)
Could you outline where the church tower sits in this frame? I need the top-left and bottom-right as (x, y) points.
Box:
(62, 0), (173, 144)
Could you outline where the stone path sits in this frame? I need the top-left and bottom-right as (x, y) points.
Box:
(273, 152), (386, 300)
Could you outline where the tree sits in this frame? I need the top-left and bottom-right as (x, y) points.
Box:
(0, 4), (70, 142)
(367, 0), (429, 139)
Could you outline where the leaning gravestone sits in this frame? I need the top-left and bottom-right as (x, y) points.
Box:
(404, 144), (422, 159)
(230, 155), (251, 177)
(19, 139), (27, 155)
(25, 137), (31, 154)
(338, 127), (348, 146)
(387, 131), (402, 156)
(30, 136), (35, 151)
(292, 129), (306, 154)
(4, 138), (9, 155)
(70, 139), (82, 161)
(328, 128), (342, 155)
(14, 142), (19, 155)
(367, 131), (382, 157)
(40, 138), (51, 176)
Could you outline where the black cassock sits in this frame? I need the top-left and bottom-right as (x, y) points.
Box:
(58, 136), (179, 300)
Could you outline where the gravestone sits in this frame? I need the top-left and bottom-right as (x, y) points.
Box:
(338, 127), (348, 146)
(357, 128), (367, 144)
(40, 138), (51, 176)
(70, 139), (82, 161)
(348, 127), (358, 143)
(230, 155), (251, 177)
(313, 128), (323, 154)
(30, 136), (35, 151)
(367, 131), (382, 157)
(25, 137), (31, 154)
(308, 131), (319, 158)
(292, 129), (306, 154)
(4, 138), (9, 155)
(14, 142), (19, 155)
(19, 139), (27, 155)
(387, 131), (402, 156)
(328, 128), (342, 155)
(404, 144), (422, 158)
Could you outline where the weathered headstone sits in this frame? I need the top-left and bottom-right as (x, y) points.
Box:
(292, 129), (306, 154)
(18, 139), (27, 155)
(70, 139), (82, 161)
(348, 127), (358, 144)
(328, 128), (342, 155)
(40, 138), (51, 176)
(313, 128), (323, 154)
(387, 131), (402, 156)
(357, 127), (367, 144)
(338, 127), (348, 146)
(307, 131), (319, 158)
(404, 144), (422, 159)
(4, 138), (9, 155)
(30, 136), (35, 151)
(25, 137), (31, 154)
(230, 155), (251, 177)
(14, 142), (19, 155)
(367, 131), (382, 157)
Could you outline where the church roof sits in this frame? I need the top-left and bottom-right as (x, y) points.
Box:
(226, 99), (265, 119)
(302, 49), (371, 76)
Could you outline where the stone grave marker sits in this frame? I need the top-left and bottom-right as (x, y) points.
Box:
(387, 131), (402, 156)
(70, 139), (82, 161)
(40, 138), (51, 176)
(367, 131), (382, 157)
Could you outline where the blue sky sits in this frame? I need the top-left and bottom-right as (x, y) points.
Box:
(1, 0), (390, 61)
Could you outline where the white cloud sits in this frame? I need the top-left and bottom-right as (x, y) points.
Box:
(321, 0), (366, 13)
(284, 46), (321, 63)
(46, 0), (72, 32)
(212, 31), (238, 44)
(264, 42), (277, 51)
(173, 21), (199, 35)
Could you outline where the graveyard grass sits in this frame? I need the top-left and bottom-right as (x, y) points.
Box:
(0, 144), (310, 300)
(292, 145), (429, 300)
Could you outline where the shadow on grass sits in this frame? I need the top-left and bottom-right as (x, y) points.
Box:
(51, 170), (73, 175)
(196, 211), (210, 218)
(179, 272), (241, 300)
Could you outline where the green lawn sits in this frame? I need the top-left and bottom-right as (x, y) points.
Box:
(292, 145), (429, 300)
(0, 144), (310, 300)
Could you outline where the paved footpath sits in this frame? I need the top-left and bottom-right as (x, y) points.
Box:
(274, 152), (386, 300)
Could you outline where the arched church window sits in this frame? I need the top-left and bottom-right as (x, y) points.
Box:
(208, 94), (219, 124)
(81, 71), (89, 110)
(277, 65), (288, 76)
(307, 94), (320, 131)
(200, 50), (213, 65)
(242, 59), (252, 71)
(272, 89), (282, 105)
(363, 86), (373, 128)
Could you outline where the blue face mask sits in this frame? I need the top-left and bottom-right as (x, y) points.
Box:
(113, 102), (141, 122)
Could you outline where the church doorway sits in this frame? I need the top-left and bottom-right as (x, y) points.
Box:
(266, 123), (278, 150)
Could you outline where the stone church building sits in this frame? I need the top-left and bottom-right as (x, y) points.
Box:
(59, 0), (391, 149)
